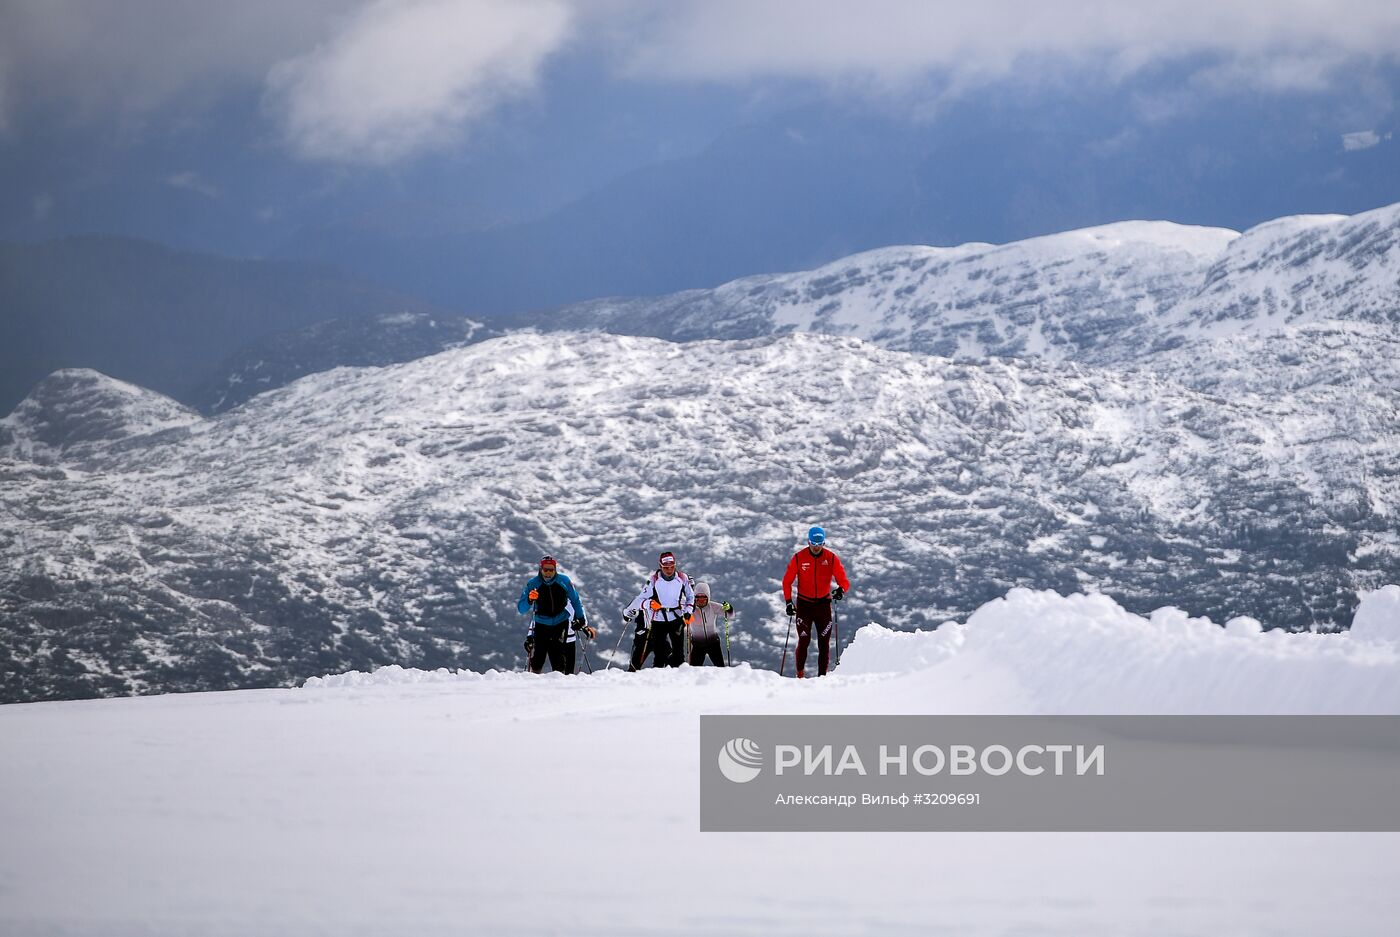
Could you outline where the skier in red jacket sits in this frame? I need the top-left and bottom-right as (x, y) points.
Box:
(781, 525), (850, 677)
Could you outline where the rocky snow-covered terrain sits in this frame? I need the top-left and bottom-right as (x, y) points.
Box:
(3, 202), (1399, 702)
(536, 202), (1400, 365)
(3, 327), (1398, 701)
(534, 220), (1237, 361)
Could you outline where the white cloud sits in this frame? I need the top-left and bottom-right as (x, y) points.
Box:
(607, 0), (1400, 92)
(0, 1), (354, 120)
(166, 172), (221, 198)
(2, 0), (1399, 164)
(265, 0), (572, 164)
(1342, 129), (1382, 150)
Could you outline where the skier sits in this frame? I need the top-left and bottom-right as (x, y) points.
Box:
(623, 551), (695, 668)
(686, 580), (734, 666)
(516, 555), (594, 674)
(781, 526), (850, 678)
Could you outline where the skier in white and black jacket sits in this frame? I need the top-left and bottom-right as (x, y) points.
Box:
(686, 580), (732, 667)
(622, 550), (694, 668)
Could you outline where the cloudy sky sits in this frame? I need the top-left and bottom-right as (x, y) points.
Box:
(3, 0), (1399, 309)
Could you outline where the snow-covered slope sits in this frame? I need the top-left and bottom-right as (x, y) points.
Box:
(3, 330), (1398, 701)
(539, 221), (1237, 361)
(3, 588), (1399, 936)
(0, 369), (201, 461)
(1169, 203), (1400, 344)
(535, 201), (1400, 367)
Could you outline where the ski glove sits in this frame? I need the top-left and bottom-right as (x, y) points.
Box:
(649, 599), (663, 611)
(622, 609), (638, 623)
(683, 612), (693, 625)
(832, 586), (845, 602)
(576, 623), (596, 640)
(721, 601), (733, 615)
(523, 637), (534, 655)
(528, 588), (539, 601)
(785, 600), (796, 617)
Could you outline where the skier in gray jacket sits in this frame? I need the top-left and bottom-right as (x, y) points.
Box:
(686, 580), (733, 667)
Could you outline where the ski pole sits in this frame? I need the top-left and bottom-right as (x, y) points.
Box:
(833, 603), (840, 671)
(606, 615), (630, 670)
(523, 611), (536, 674)
(577, 626), (594, 674)
(779, 611), (794, 676)
(723, 612), (732, 667)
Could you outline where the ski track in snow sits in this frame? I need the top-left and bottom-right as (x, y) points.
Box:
(3, 589), (1400, 935)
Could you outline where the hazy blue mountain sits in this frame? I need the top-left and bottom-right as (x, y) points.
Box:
(194, 312), (498, 414)
(0, 236), (450, 415)
(275, 97), (1400, 314)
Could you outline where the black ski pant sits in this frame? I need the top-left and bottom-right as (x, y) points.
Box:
(689, 636), (725, 667)
(628, 619), (654, 671)
(528, 623), (571, 674)
(648, 619), (686, 668)
(794, 596), (833, 676)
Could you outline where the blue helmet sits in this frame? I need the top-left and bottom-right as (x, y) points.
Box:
(807, 526), (826, 546)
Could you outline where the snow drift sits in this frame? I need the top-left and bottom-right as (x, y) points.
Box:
(839, 587), (1400, 714)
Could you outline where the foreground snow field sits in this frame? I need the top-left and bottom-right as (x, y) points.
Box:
(4, 589), (1400, 936)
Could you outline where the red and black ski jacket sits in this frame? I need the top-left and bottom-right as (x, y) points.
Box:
(782, 548), (850, 602)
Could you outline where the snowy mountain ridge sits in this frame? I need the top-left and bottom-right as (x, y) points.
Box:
(0, 369), (202, 462)
(536, 202), (1400, 366)
(181, 201), (1400, 422)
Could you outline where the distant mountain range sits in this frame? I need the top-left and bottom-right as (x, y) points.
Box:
(269, 99), (1400, 315)
(0, 236), (449, 415)
(197, 203), (1400, 409)
(3, 202), (1399, 702)
(524, 203), (1400, 363)
(193, 312), (496, 414)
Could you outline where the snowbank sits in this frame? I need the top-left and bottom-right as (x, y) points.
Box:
(839, 588), (1400, 714)
(1350, 585), (1400, 645)
(304, 664), (495, 689)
